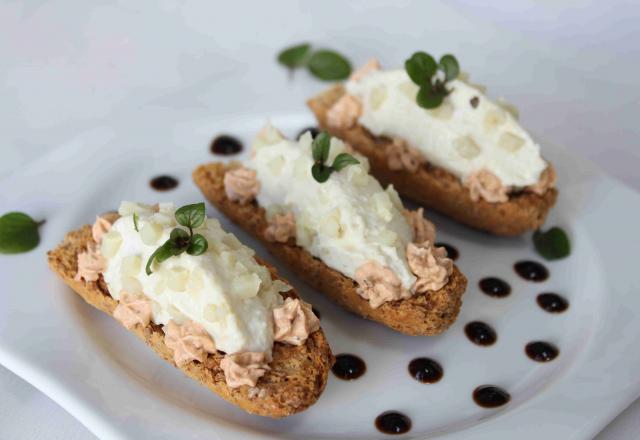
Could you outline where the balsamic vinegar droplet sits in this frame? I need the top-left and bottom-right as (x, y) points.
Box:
(537, 293), (569, 313)
(375, 411), (412, 435)
(150, 175), (179, 191)
(408, 358), (443, 383)
(210, 135), (243, 156)
(465, 321), (497, 346)
(473, 385), (510, 408)
(296, 126), (320, 139)
(435, 242), (459, 260)
(525, 341), (559, 362)
(514, 261), (549, 282)
(331, 354), (366, 380)
(479, 277), (511, 298)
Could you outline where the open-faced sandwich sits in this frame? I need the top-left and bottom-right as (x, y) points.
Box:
(193, 125), (467, 336)
(308, 55), (558, 236)
(47, 201), (333, 418)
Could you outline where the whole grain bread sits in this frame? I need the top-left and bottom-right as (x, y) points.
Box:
(47, 214), (334, 418)
(193, 163), (467, 336)
(307, 85), (558, 236)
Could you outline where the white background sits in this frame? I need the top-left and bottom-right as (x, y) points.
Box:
(1, 0), (639, 438)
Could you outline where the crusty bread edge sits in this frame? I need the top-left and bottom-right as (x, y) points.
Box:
(193, 162), (467, 336)
(47, 219), (334, 418)
(307, 85), (558, 236)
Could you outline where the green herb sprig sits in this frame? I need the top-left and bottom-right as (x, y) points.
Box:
(277, 43), (351, 81)
(405, 52), (460, 109)
(310, 131), (360, 183)
(533, 227), (571, 260)
(145, 203), (209, 275)
(0, 212), (44, 254)
(133, 212), (139, 232)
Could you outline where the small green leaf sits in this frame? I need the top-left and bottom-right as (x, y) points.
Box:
(311, 164), (333, 183)
(133, 212), (139, 232)
(405, 52), (437, 86)
(533, 227), (571, 260)
(145, 241), (174, 275)
(0, 212), (42, 254)
(277, 43), (311, 68)
(416, 85), (445, 109)
(439, 54), (460, 81)
(307, 50), (352, 81)
(332, 153), (360, 171)
(175, 203), (206, 229)
(312, 131), (331, 163)
(159, 241), (182, 260)
(187, 234), (208, 256)
(169, 227), (190, 249)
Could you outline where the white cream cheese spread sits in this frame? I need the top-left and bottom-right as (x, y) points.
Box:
(101, 202), (287, 355)
(345, 69), (547, 188)
(249, 126), (417, 290)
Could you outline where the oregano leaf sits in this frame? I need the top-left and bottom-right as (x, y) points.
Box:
(0, 212), (43, 254)
(405, 52), (437, 86)
(307, 50), (352, 81)
(416, 85), (445, 109)
(187, 234), (208, 256)
(175, 203), (206, 229)
(311, 164), (333, 183)
(439, 54), (460, 81)
(533, 227), (571, 260)
(277, 43), (311, 68)
(332, 153), (360, 171)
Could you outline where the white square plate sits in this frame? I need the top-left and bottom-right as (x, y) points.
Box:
(1, 112), (639, 439)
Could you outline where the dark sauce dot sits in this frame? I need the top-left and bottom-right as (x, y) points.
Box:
(514, 261), (549, 282)
(525, 341), (559, 362)
(473, 385), (510, 408)
(210, 134), (243, 156)
(470, 96), (480, 108)
(465, 321), (497, 346)
(312, 306), (321, 320)
(408, 358), (443, 383)
(479, 277), (511, 298)
(537, 293), (569, 313)
(150, 175), (178, 191)
(375, 411), (411, 435)
(296, 126), (319, 139)
(435, 242), (459, 260)
(332, 354), (366, 380)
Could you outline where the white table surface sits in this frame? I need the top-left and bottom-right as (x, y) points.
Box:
(1, 1), (639, 438)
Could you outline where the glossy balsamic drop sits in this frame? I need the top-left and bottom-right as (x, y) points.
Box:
(150, 175), (179, 191)
(210, 135), (243, 156)
(525, 341), (559, 362)
(435, 242), (459, 261)
(375, 411), (412, 435)
(311, 306), (321, 320)
(473, 385), (511, 408)
(537, 293), (569, 313)
(514, 261), (549, 282)
(296, 126), (320, 139)
(479, 277), (511, 298)
(408, 358), (443, 383)
(464, 321), (497, 346)
(332, 354), (366, 380)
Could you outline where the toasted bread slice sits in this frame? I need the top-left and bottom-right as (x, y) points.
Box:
(307, 85), (558, 236)
(193, 163), (467, 336)
(47, 215), (334, 418)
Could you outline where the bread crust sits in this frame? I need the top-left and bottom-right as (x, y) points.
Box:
(307, 85), (558, 236)
(47, 216), (333, 418)
(193, 163), (467, 336)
